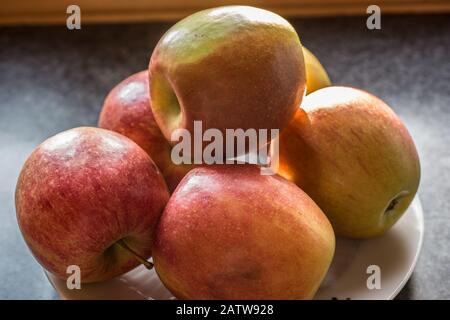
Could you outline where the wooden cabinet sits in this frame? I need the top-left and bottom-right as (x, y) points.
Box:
(1, 0), (450, 25)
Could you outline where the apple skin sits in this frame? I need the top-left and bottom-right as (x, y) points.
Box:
(98, 70), (193, 192)
(277, 87), (420, 238)
(302, 46), (331, 94)
(15, 127), (170, 282)
(149, 6), (306, 151)
(153, 165), (335, 300)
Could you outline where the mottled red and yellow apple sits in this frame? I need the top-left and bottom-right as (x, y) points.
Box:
(16, 127), (169, 282)
(276, 87), (420, 238)
(153, 165), (335, 299)
(98, 70), (193, 192)
(149, 6), (307, 152)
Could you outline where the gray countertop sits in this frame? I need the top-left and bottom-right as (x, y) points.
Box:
(0, 14), (449, 300)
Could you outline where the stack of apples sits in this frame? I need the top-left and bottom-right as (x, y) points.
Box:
(15, 6), (420, 299)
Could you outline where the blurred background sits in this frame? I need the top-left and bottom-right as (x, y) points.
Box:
(2, 0), (450, 24)
(0, 1), (449, 299)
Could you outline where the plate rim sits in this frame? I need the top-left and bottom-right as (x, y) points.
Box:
(386, 196), (424, 300)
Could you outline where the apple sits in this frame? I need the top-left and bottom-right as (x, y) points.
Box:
(276, 86), (420, 238)
(149, 6), (306, 154)
(153, 165), (335, 299)
(15, 127), (170, 282)
(98, 70), (193, 192)
(302, 46), (331, 94)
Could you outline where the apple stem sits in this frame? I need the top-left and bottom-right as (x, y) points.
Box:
(117, 239), (154, 270)
(385, 191), (409, 214)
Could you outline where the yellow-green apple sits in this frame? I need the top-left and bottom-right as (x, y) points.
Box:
(302, 46), (331, 94)
(149, 6), (306, 155)
(277, 86), (420, 238)
(153, 165), (335, 299)
(98, 70), (193, 192)
(15, 127), (169, 282)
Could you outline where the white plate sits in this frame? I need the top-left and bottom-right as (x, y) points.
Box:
(45, 196), (424, 300)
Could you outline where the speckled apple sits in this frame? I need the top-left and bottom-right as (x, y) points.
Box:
(153, 165), (335, 299)
(149, 6), (306, 153)
(15, 127), (170, 282)
(277, 87), (421, 238)
(98, 70), (194, 192)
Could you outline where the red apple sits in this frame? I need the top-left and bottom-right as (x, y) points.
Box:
(15, 127), (170, 282)
(153, 165), (335, 299)
(149, 6), (306, 154)
(98, 70), (193, 192)
(277, 87), (421, 238)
